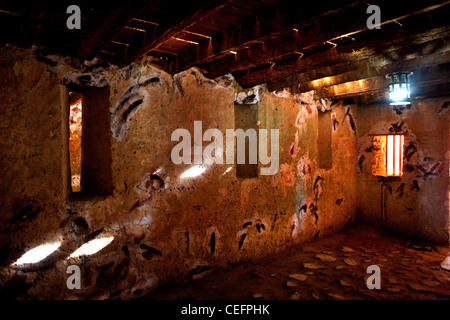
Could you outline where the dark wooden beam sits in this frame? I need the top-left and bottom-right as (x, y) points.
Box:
(77, 0), (152, 60)
(293, 48), (450, 94)
(174, 0), (360, 73)
(192, 4), (367, 75)
(312, 62), (450, 102)
(125, 0), (230, 66)
(281, 32), (450, 94)
(235, 20), (450, 89)
(176, 0), (450, 75)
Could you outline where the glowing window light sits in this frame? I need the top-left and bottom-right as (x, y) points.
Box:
(387, 135), (394, 175)
(69, 236), (114, 258)
(386, 135), (404, 176)
(388, 72), (413, 106)
(14, 242), (61, 265)
(180, 166), (206, 179)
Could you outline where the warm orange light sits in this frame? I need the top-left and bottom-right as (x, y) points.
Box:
(386, 135), (404, 176)
(69, 99), (82, 192)
(395, 135), (401, 175)
(371, 135), (404, 177)
(387, 135), (394, 175)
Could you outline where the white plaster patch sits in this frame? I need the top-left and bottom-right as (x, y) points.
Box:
(297, 155), (312, 177)
(235, 84), (266, 104)
(290, 214), (299, 238)
(272, 87), (292, 98)
(215, 73), (235, 88)
(293, 91), (315, 105)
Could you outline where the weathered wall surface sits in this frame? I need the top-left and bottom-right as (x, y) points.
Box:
(356, 99), (450, 243)
(0, 46), (357, 299)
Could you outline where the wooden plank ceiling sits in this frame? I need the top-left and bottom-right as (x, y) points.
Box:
(1, 0), (449, 102)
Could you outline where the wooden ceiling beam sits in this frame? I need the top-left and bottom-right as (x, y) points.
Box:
(273, 29), (450, 93)
(77, 0), (152, 61)
(234, 21), (450, 89)
(173, 0), (360, 73)
(175, 0), (450, 75)
(125, 0), (231, 66)
(312, 62), (450, 102)
(304, 52), (450, 99)
(292, 47), (450, 94)
(203, 3), (404, 77)
(212, 2), (450, 82)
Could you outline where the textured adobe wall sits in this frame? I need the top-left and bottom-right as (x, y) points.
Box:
(356, 99), (450, 243)
(0, 47), (63, 208)
(268, 90), (358, 243)
(0, 46), (357, 299)
(0, 47), (65, 273)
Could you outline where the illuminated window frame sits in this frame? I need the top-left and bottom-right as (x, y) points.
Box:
(386, 134), (404, 176)
(371, 134), (404, 177)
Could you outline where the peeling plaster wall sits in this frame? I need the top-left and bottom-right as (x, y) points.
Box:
(0, 45), (357, 299)
(267, 91), (357, 243)
(356, 99), (450, 243)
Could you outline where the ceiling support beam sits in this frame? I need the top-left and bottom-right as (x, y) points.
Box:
(77, 0), (152, 61)
(177, 0), (450, 76)
(313, 62), (450, 105)
(125, 0), (230, 66)
(235, 22), (450, 89)
(174, 0), (361, 73)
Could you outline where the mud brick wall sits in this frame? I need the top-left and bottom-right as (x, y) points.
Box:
(0, 46), (357, 299)
(356, 99), (450, 243)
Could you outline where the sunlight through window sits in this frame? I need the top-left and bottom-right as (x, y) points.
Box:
(69, 236), (114, 258)
(14, 242), (61, 265)
(180, 166), (206, 179)
(372, 134), (404, 176)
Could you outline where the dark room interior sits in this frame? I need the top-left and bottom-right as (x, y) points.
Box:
(0, 0), (449, 305)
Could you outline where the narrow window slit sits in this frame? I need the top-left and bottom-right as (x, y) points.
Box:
(69, 93), (82, 192)
(65, 86), (113, 196)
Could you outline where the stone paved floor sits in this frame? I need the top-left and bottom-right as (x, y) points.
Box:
(142, 222), (450, 300)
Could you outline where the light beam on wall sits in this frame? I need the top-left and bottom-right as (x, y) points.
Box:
(223, 166), (232, 175)
(180, 166), (206, 179)
(69, 236), (114, 258)
(13, 242), (61, 265)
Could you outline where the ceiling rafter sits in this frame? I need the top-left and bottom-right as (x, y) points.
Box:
(311, 62), (450, 104)
(124, 0), (232, 66)
(174, 0), (361, 73)
(77, 0), (152, 61)
(294, 39), (450, 94)
(232, 1), (450, 88)
(0, 0), (449, 99)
